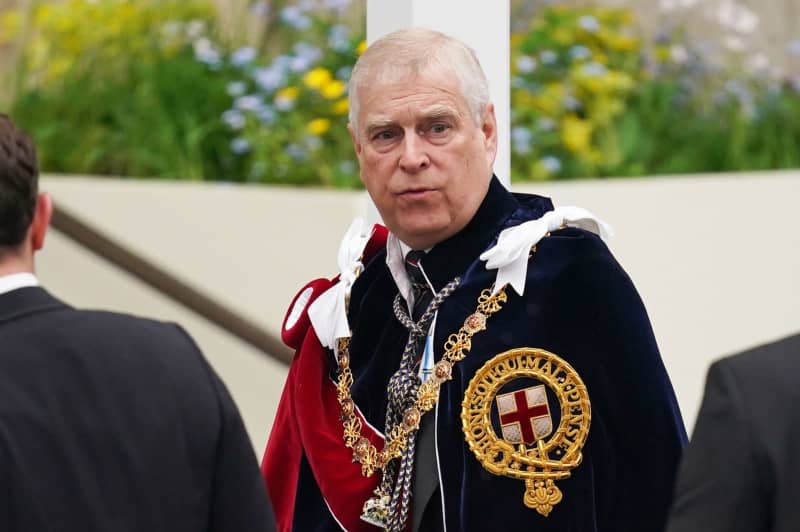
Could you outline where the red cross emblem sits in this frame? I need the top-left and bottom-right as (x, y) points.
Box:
(496, 384), (552, 445)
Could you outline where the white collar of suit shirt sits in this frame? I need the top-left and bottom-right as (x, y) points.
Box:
(385, 233), (435, 315)
(0, 272), (38, 296)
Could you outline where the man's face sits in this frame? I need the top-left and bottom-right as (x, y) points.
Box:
(349, 70), (497, 250)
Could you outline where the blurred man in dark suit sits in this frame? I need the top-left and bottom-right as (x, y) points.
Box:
(667, 332), (800, 532)
(0, 113), (275, 532)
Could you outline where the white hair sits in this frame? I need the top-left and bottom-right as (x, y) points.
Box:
(348, 28), (490, 130)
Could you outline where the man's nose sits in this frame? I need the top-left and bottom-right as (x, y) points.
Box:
(398, 133), (430, 173)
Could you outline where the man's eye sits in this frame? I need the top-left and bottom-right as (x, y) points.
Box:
(428, 123), (451, 135)
(373, 130), (396, 141)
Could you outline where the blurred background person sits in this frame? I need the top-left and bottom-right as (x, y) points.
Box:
(0, 113), (275, 532)
(667, 332), (800, 532)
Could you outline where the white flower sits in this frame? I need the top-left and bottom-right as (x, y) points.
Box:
(659, 0), (698, 10)
(670, 45), (689, 65)
(715, 1), (759, 34)
(186, 20), (207, 40)
(746, 53), (769, 72)
(723, 35), (745, 52)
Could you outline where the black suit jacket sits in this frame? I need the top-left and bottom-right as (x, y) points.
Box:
(0, 286), (275, 532)
(667, 332), (800, 532)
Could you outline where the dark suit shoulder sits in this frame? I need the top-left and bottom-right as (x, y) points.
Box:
(714, 333), (800, 400)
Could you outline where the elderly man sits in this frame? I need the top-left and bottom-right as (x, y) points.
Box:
(263, 28), (685, 532)
(0, 114), (275, 531)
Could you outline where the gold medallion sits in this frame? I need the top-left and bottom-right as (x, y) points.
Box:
(461, 348), (591, 517)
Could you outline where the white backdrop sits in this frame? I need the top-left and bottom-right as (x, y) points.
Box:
(38, 171), (800, 450)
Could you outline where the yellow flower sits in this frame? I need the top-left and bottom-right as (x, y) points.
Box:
(0, 11), (22, 42)
(332, 98), (349, 115)
(606, 33), (639, 52)
(561, 115), (593, 155)
(530, 82), (566, 115)
(303, 67), (332, 90)
(356, 40), (367, 55)
(275, 86), (300, 102)
(321, 79), (346, 99)
(307, 118), (332, 136)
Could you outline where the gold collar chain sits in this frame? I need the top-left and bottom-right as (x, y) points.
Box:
(335, 285), (509, 478)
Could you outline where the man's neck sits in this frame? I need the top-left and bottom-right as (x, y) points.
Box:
(0, 255), (35, 277)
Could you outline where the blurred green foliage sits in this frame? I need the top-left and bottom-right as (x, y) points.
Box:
(1, 0), (799, 184)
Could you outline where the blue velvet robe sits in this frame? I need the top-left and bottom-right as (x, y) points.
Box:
(291, 177), (686, 531)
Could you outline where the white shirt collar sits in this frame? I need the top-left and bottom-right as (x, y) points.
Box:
(0, 272), (39, 296)
(385, 234), (434, 312)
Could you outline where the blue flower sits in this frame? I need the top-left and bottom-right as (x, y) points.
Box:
(253, 67), (284, 92)
(511, 126), (534, 154)
(281, 6), (311, 30)
(231, 46), (257, 67)
(294, 42), (323, 62)
(222, 109), (246, 130)
(540, 50), (558, 64)
(234, 95), (264, 112)
(325, 0), (351, 12)
(569, 45), (591, 61)
(304, 135), (323, 151)
(226, 81), (247, 97)
(539, 156), (562, 174)
(231, 137), (251, 154)
(338, 160), (356, 174)
(329, 24), (351, 51)
(336, 65), (353, 81)
(249, 1), (269, 17)
(536, 117), (556, 132)
(290, 56), (313, 72)
(193, 38), (221, 66)
(580, 62), (608, 77)
(563, 95), (582, 111)
(516, 55), (537, 74)
(286, 143), (308, 161)
(257, 106), (277, 125)
(578, 15), (600, 33)
(788, 39), (800, 57)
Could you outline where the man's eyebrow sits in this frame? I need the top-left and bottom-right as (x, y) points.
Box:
(421, 106), (461, 121)
(364, 118), (395, 136)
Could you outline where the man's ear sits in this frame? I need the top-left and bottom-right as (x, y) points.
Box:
(30, 192), (52, 252)
(481, 103), (498, 167)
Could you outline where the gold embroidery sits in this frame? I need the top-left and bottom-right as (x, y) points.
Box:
(461, 348), (591, 516)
